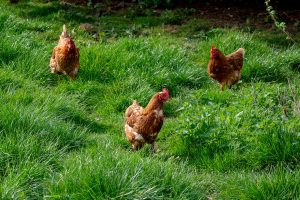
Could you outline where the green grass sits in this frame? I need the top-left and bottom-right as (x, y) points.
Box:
(0, 1), (300, 199)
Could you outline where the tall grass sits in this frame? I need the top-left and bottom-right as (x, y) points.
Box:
(0, 1), (299, 199)
(47, 146), (204, 199)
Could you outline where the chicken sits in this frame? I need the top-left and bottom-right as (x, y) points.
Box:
(49, 24), (80, 80)
(125, 88), (170, 153)
(207, 44), (245, 91)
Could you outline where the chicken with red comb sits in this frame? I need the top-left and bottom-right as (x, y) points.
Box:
(125, 88), (169, 152)
(208, 44), (245, 91)
(49, 24), (80, 80)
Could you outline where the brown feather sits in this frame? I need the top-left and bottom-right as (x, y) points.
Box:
(49, 25), (80, 79)
(208, 47), (245, 91)
(124, 90), (169, 152)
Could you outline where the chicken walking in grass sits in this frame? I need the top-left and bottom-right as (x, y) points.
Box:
(207, 44), (245, 91)
(49, 24), (80, 80)
(125, 88), (169, 153)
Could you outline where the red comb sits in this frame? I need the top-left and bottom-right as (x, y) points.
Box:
(211, 44), (215, 52)
(210, 44), (218, 58)
(162, 88), (169, 95)
(161, 88), (169, 101)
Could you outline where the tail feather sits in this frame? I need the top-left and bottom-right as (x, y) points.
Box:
(132, 100), (139, 106)
(63, 24), (67, 33)
(237, 48), (245, 58)
(60, 24), (69, 38)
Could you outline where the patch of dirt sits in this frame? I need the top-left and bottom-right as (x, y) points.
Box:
(193, 5), (299, 32)
(60, 0), (300, 34)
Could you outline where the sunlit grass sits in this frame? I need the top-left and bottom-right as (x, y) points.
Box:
(0, 1), (299, 199)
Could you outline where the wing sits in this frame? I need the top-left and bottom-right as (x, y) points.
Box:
(49, 47), (57, 68)
(54, 46), (68, 71)
(135, 109), (164, 142)
(136, 112), (157, 132)
(125, 101), (143, 128)
(226, 48), (245, 71)
(208, 51), (234, 76)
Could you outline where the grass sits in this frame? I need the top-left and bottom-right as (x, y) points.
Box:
(0, 1), (300, 199)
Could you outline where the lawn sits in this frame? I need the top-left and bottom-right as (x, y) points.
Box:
(0, 1), (300, 199)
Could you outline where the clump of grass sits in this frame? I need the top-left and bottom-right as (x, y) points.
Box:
(0, 1), (300, 199)
(46, 145), (204, 199)
(218, 169), (300, 199)
(175, 83), (300, 171)
(0, 69), (91, 198)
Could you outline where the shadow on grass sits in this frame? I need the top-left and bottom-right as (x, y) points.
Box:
(242, 61), (300, 84)
(0, 45), (22, 65)
(70, 115), (110, 134)
(289, 59), (300, 73)
(15, 2), (96, 23)
(7, 1), (192, 38)
(242, 69), (290, 83)
(254, 32), (296, 48)
(55, 105), (110, 134)
(79, 67), (117, 83)
(20, 3), (61, 18)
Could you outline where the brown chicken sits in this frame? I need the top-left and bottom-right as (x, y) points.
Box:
(49, 25), (80, 79)
(125, 88), (170, 153)
(207, 45), (245, 91)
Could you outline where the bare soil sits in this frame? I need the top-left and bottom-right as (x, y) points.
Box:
(61, 0), (300, 34)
